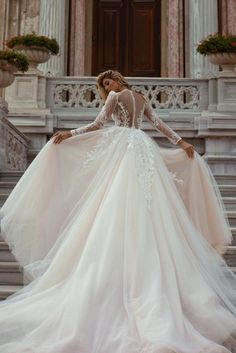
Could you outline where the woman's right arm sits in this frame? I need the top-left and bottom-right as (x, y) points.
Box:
(53, 91), (117, 144)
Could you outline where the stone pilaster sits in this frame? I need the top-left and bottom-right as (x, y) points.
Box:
(220, 0), (236, 35)
(38, 0), (67, 76)
(167, 0), (184, 77)
(188, 0), (219, 78)
(69, 0), (86, 76)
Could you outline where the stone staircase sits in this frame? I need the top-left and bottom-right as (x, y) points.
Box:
(0, 172), (24, 299)
(0, 171), (236, 300)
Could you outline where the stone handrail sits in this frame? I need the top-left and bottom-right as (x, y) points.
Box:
(0, 116), (29, 171)
(46, 77), (209, 115)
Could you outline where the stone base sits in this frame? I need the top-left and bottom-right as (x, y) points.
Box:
(5, 71), (47, 110)
(217, 75), (236, 112)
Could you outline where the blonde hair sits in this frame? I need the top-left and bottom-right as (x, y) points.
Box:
(96, 70), (131, 101)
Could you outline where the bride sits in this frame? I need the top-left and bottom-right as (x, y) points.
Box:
(0, 70), (235, 353)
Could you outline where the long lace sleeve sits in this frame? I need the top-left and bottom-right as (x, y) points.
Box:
(144, 103), (182, 145)
(71, 91), (117, 136)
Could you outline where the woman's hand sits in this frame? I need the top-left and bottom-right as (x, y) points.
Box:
(177, 139), (194, 159)
(52, 131), (72, 144)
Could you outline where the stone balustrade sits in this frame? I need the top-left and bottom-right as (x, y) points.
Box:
(0, 108), (28, 171)
(46, 76), (209, 113)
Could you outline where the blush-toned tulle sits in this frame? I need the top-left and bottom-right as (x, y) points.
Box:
(0, 126), (235, 353)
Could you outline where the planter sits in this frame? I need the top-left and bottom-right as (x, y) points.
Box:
(208, 53), (236, 74)
(13, 45), (50, 71)
(0, 60), (18, 88)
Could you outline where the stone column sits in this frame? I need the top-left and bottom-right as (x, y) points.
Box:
(69, 0), (86, 76)
(167, 0), (184, 77)
(38, 0), (67, 76)
(220, 0), (236, 35)
(188, 0), (219, 78)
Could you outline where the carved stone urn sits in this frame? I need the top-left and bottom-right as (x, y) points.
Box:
(0, 60), (17, 88)
(12, 45), (50, 72)
(208, 53), (236, 74)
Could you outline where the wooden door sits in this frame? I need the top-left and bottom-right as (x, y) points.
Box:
(92, 0), (161, 77)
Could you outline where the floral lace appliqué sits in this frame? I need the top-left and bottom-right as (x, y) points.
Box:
(115, 101), (130, 127)
(127, 129), (155, 209)
(82, 129), (116, 170)
(169, 171), (183, 186)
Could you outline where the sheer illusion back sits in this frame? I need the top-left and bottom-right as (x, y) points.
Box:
(113, 89), (146, 128)
(71, 89), (182, 145)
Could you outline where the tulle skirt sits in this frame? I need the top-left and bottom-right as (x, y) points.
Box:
(0, 126), (235, 353)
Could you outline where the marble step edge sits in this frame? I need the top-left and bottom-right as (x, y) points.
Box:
(0, 240), (235, 258)
(0, 172), (23, 182)
(0, 284), (23, 299)
(0, 261), (22, 272)
(204, 155), (236, 161)
(0, 184), (236, 197)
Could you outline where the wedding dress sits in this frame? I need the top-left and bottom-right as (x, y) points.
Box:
(0, 89), (235, 353)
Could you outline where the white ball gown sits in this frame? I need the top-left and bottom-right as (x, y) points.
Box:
(0, 89), (235, 353)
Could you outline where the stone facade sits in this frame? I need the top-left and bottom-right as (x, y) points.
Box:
(0, 0), (235, 79)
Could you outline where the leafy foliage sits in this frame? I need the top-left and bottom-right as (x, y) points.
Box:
(6, 32), (60, 55)
(196, 33), (236, 55)
(0, 50), (29, 72)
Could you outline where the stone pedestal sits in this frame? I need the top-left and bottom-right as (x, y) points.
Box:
(5, 71), (47, 110)
(5, 71), (54, 159)
(217, 74), (236, 112)
(199, 109), (236, 173)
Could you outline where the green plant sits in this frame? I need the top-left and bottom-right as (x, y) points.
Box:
(0, 50), (29, 72)
(6, 32), (60, 55)
(196, 33), (236, 55)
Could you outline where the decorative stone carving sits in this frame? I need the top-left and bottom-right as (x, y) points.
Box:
(51, 82), (202, 110)
(0, 116), (28, 171)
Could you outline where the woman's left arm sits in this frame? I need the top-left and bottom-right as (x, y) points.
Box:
(144, 103), (194, 158)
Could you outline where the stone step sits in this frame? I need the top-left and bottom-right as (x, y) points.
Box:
(214, 174), (236, 185)
(0, 284), (23, 300)
(0, 171), (23, 182)
(0, 181), (17, 193)
(0, 261), (23, 285)
(0, 242), (15, 261)
(227, 211), (236, 227)
(218, 185), (236, 197)
(0, 194), (8, 207)
(224, 246), (236, 267)
(205, 155), (236, 175)
(231, 227), (236, 245)
(222, 197), (236, 211)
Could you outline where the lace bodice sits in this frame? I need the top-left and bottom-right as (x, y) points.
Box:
(71, 89), (181, 145)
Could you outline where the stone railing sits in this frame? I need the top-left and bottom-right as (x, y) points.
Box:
(46, 77), (209, 115)
(0, 116), (29, 171)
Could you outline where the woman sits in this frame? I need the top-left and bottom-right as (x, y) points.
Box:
(0, 70), (235, 353)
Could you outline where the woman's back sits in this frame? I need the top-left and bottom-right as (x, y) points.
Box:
(114, 89), (146, 128)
